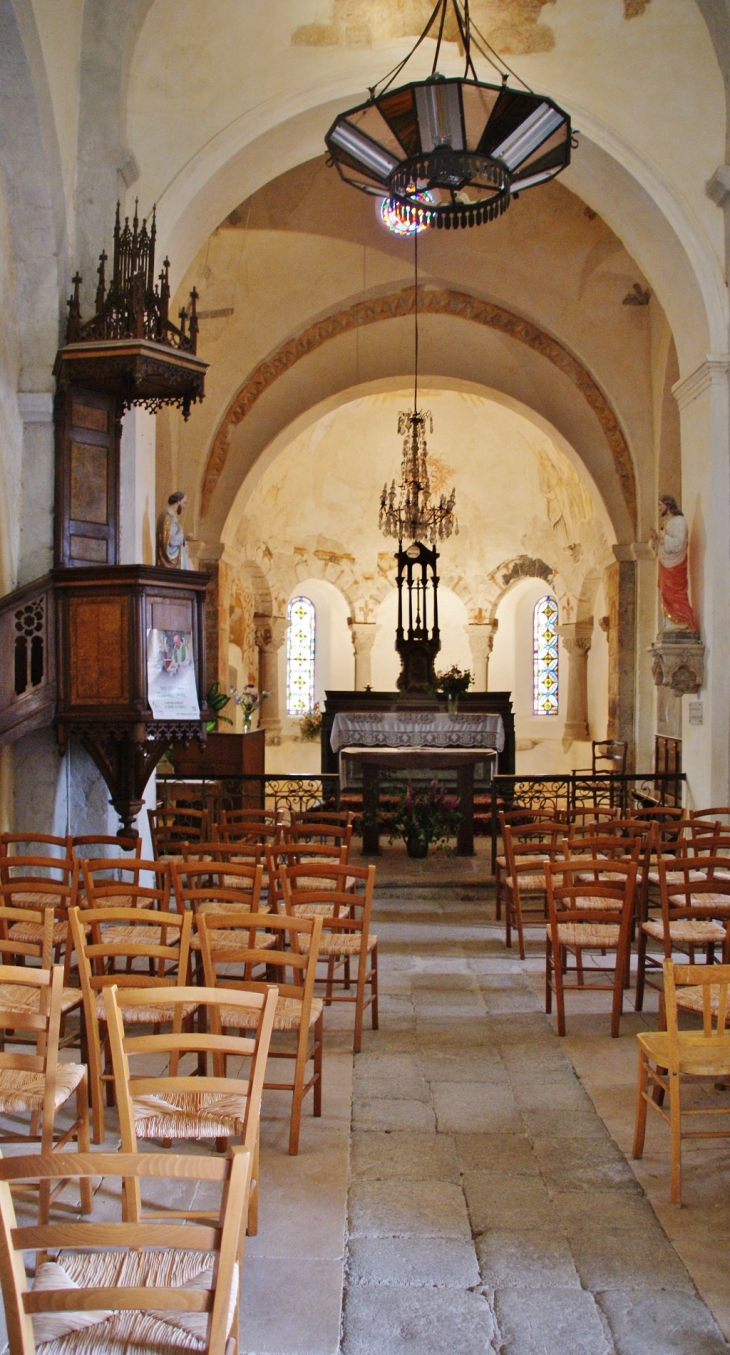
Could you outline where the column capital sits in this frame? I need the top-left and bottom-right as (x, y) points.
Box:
(672, 355), (730, 410)
(254, 615), (288, 652)
(558, 619), (593, 656)
(349, 620), (378, 656)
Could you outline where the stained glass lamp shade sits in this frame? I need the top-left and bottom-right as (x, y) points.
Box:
(326, 67), (571, 231)
(534, 595), (559, 716)
(286, 596), (316, 717)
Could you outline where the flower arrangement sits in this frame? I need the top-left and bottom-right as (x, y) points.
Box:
(434, 664), (473, 712)
(379, 778), (462, 858)
(205, 681), (233, 734)
(230, 684), (269, 731)
(299, 703), (323, 742)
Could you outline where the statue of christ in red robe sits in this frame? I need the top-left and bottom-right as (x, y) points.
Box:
(649, 495), (699, 634)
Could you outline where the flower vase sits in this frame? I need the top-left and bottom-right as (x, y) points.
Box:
(242, 714), (252, 734)
(447, 695), (459, 714)
(405, 836), (429, 859)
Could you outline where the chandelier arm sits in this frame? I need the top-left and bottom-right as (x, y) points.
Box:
(464, 10), (535, 92)
(453, 0), (478, 82)
(430, 0), (448, 76)
(414, 228), (419, 413)
(373, 0), (445, 100)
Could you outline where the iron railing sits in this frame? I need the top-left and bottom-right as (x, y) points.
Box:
(156, 772), (340, 819)
(489, 771), (686, 871)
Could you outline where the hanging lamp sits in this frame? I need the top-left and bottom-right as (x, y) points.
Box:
(325, 0), (572, 231)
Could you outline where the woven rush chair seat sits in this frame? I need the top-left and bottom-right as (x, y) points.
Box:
(562, 893), (626, 912)
(94, 988), (198, 1024)
(548, 921), (621, 948)
(642, 918), (726, 945)
(221, 994), (324, 1031)
(299, 931), (378, 956)
(512, 871), (551, 893)
(28, 1250), (239, 1354)
(130, 1090), (251, 1141)
(0, 981), (80, 1017)
(0, 1062), (86, 1113)
(192, 926), (276, 954)
(673, 982), (729, 1017)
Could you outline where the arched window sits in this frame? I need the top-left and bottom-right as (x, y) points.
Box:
(286, 596), (316, 716)
(533, 595), (559, 715)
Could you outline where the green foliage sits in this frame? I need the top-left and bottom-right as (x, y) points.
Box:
(205, 681), (233, 734)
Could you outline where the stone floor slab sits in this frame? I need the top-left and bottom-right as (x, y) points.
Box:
(348, 1236), (480, 1288)
(477, 1230), (581, 1290)
(598, 1289), (730, 1355)
(240, 1258), (343, 1355)
(494, 1287), (611, 1355)
(351, 1130), (460, 1182)
(348, 1179), (472, 1239)
(341, 1284), (496, 1355)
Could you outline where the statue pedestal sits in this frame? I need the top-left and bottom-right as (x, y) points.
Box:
(650, 631), (705, 739)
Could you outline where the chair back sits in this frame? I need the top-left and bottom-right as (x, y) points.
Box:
(182, 840), (266, 868)
(545, 857), (638, 928)
(70, 904), (192, 1000)
(106, 982), (278, 1169)
(560, 834), (641, 865)
(216, 822), (284, 845)
(265, 844), (348, 909)
(290, 810), (355, 828)
(148, 807), (210, 859)
(170, 861), (263, 917)
(567, 806), (620, 826)
(199, 910), (322, 1004)
(278, 863), (375, 935)
(567, 818), (648, 841)
(629, 806), (684, 825)
(592, 740), (628, 774)
(659, 857), (730, 926)
(220, 807), (283, 828)
(0, 834), (73, 859)
(0, 1146), (252, 1355)
(0, 903), (54, 969)
(283, 821), (353, 851)
(80, 858), (170, 911)
(0, 963), (63, 1081)
(501, 821), (564, 895)
(663, 959), (730, 1046)
(691, 807), (730, 827)
(0, 862), (79, 958)
(72, 835), (142, 860)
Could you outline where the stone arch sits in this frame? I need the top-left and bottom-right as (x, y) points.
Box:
(202, 286), (635, 529)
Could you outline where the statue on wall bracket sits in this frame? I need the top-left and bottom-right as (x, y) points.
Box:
(156, 491), (191, 569)
(648, 494), (704, 705)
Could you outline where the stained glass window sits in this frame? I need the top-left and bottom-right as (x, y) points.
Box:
(286, 596), (315, 717)
(533, 595), (559, 716)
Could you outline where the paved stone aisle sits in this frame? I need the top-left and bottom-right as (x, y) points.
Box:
(341, 881), (730, 1355)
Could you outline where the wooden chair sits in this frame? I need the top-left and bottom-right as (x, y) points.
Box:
(633, 959), (730, 1203)
(181, 840), (266, 867)
(106, 982), (278, 1234)
(635, 855), (730, 1012)
(279, 863), (378, 1053)
(0, 859), (80, 983)
(265, 843), (349, 912)
(170, 861), (273, 978)
(0, 899), (82, 1038)
(0, 964), (92, 1222)
(692, 807), (730, 827)
(148, 807), (210, 861)
(545, 856), (638, 1038)
(0, 1146), (252, 1355)
(80, 857), (171, 932)
(501, 819), (564, 959)
(69, 904), (193, 1144)
(494, 809), (562, 922)
(199, 910), (323, 1155)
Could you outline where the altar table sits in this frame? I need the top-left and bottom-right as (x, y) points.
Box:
(342, 746), (496, 857)
(330, 711), (505, 755)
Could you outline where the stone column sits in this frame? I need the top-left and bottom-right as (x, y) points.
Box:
(467, 621), (498, 691)
(255, 615), (289, 744)
(673, 356), (730, 805)
(349, 622), (378, 691)
(17, 393), (54, 585)
(559, 619), (593, 748)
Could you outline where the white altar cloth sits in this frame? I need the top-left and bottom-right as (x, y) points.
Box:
(330, 711), (505, 755)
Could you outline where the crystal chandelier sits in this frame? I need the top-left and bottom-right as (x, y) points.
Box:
(325, 0), (572, 232)
(380, 408), (457, 545)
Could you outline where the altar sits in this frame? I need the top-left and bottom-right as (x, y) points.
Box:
(321, 692), (515, 778)
(344, 745), (497, 856)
